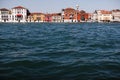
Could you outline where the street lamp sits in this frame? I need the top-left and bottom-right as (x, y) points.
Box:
(76, 5), (79, 22)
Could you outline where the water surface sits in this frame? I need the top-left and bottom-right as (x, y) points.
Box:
(0, 23), (120, 80)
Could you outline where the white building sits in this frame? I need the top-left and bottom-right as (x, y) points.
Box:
(91, 10), (113, 22)
(0, 8), (10, 22)
(112, 9), (120, 22)
(97, 10), (112, 22)
(10, 6), (27, 22)
(91, 11), (98, 22)
(52, 13), (61, 22)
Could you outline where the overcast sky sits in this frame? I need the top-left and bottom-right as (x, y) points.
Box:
(0, 0), (120, 13)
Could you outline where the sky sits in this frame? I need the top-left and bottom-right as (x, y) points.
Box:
(0, 0), (120, 13)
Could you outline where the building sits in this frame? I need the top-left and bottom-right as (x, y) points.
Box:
(52, 13), (61, 22)
(45, 14), (52, 22)
(91, 11), (98, 22)
(87, 13), (92, 22)
(27, 14), (34, 22)
(61, 8), (77, 22)
(92, 10), (112, 22)
(0, 8), (10, 22)
(112, 9), (120, 22)
(98, 10), (112, 22)
(28, 13), (45, 22)
(77, 10), (89, 22)
(10, 6), (28, 22)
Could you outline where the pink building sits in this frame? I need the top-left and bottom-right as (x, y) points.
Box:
(45, 14), (52, 22)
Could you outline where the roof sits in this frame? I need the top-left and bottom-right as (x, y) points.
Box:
(0, 8), (9, 11)
(45, 14), (52, 16)
(80, 10), (86, 13)
(112, 9), (120, 12)
(100, 10), (112, 14)
(64, 8), (75, 11)
(12, 6), (26, 9)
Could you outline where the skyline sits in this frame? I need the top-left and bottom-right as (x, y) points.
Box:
(0, 0), (120, 13)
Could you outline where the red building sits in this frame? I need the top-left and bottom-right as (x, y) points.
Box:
(77, 10), (89, 22)
(62, 8), (77, 22)
(62, 8), (89, 22)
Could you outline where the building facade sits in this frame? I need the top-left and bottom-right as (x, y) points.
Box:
(10, 6), (27, 22)
(0, 8), (10, 22)
(45, 14), (52, 22)
(98, 10), (112, 22)
(96, 10), (112, 22)
(112, 9), (120, 22)
(77, 10), (89, 22)
(91, 10), (112, 22)
(91, 11), (98, 22)
(28, 13), (45, 22)
(52, 13), (61, 22)
(62, 8), (77, 22)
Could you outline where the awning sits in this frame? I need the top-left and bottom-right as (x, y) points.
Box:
(16, 14), (23, 17)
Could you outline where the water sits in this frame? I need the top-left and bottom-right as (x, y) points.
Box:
(0, 23), (120, 80)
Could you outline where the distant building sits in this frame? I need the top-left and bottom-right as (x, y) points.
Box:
(11, 6), (27, 22)
(77, 10), (89, 22)
(98, 10), (112, 22)
(0, 8), (10, 22)
(45, 14), (52, 22)
(52, 13), (61, 22)
(112, 9), (120, 22)
(87, 13), (92, 22)
(27, 14), (34, 22)
(91, 11), (98, 22)
(0, 5), (120, 23)
(92, 10), (112, 22)
(28, 13), (45, 22)
(61, 8), (77, 22)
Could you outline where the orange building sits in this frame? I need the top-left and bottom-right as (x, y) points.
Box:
(77, 10), (89, 22)
(28, 12), (45, 22)
(62, 8), (77, 22)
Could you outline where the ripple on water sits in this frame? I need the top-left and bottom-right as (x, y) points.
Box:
(0, 23), (120, 80)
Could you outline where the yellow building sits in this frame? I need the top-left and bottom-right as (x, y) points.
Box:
(28, 13), (45, 22)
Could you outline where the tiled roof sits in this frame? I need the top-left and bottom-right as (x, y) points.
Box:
(100, 10), (111, 14)
(0, 8), (9, 11)
(64, 8), (75, 10)
(80, 10), (86, 13)
(12, 6), (26, 9)
(112, 9), (120, 12)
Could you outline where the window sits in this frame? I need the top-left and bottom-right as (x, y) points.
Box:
(17, 12), (20, 14)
